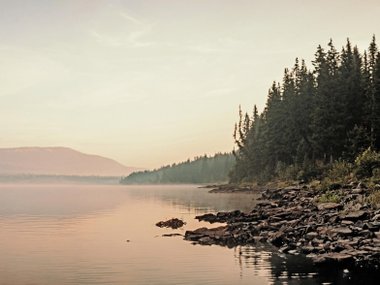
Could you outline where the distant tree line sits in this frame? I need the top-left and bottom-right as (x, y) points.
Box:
(120, 153), (235, 184)
(230, 36), (380, 183)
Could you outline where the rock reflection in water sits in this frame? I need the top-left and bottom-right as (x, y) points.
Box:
(234, 244), (380, 285)
(234, 245), (319, 284)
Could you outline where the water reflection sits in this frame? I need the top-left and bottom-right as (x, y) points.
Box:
(232, 245), (316, 285)
(234, 244), (380, 285)
(125, 184), (259, 212)
(0, 184), (129, 217)
(1, 184), (379, 285)
(0, 184), (257, 218)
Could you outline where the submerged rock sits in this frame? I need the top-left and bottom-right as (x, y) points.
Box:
(156, 218), (186, 229)
(162, 233), (183, 237)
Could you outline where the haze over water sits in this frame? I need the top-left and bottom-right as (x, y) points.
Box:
(0, 184), (376, 285)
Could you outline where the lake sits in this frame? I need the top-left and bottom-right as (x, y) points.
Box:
(0, 184), (378, 284)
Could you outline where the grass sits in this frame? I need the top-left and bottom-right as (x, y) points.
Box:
(317, 190), (341, 203)
(367, 190), (380, 208)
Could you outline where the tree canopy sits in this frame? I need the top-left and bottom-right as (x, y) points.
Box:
(121, 153), (235, 184)
(230, 36), (380, 183)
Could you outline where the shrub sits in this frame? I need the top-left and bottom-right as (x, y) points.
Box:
(297, 160), (330, 182)
(317, 190), (341, 203)
(354, 147), (380, 178)
(367, 190), (380, 209)
(326, 160), (353, 183)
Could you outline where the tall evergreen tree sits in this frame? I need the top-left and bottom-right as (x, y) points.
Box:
(231, 36), (380, 183)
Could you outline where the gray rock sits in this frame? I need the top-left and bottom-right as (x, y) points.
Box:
(306, 232), (319, 240)
(301, 246), (317, 254)
(352, 188), (364, 194)
(324, 253), (354, 263)
(287, 249), (300, 255)
(198, 237), (214, 245)
(332, 227), (353, 235)
(372, 214), (380, 221)
(156, 218), (186, 229)
(185, 181), (380, 269)
(341, 220), (354, 225)
(340, 210), (368, 221)
(317, 203), (341, 211)
(162, 233), (183, 237)
(268, 230), (286, 246)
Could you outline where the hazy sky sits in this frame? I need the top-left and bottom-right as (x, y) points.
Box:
(1, 0), (379, 168)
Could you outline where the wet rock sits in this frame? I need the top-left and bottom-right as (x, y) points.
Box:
(301, 246), (317, 254)
(268, 230), (286, 247)
(308, 254), (327, 264)
(184, 182), (380, 269)
(198, 237), (213, 245)
(195, 213), (218, 223)
(207, 184), (261, 193)
(324, 253), (354, 263)
(184, 226), (227, 241)
(309, 252), (354, 265)
(288, 249), (300, 255)
(162, 233), (183, 237)
(156, 218), (186, 229)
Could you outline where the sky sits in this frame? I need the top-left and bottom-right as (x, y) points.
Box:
(0, 0), (380, 168)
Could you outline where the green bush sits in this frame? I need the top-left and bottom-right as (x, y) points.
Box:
(354, 148), (380, 178)
(298, 160), (330, 182)
(326, 160), (353, 183)
(367, 190), (380, 208)
(317, 190), (341, 203)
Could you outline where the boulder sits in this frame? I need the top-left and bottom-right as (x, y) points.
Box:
(156, 218), (186, 229)
(317, 203), (341, 211)
(332, 227), (353, 236)
(340, 210), (368, 221)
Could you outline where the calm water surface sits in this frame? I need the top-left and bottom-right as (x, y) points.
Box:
(0, 184), (378, 284)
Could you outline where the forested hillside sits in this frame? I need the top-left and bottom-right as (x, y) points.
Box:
(120, 153), (235, 184)
(231, 36), (380, 183)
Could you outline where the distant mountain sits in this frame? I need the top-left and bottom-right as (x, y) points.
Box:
(0, 147), (137, 176)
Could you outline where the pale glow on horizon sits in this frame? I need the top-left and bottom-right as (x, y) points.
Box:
(0, 0), (379, 168)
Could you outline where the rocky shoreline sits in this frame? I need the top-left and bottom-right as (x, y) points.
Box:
(185, 183), (380, 268)
(199, 183), (263, 193)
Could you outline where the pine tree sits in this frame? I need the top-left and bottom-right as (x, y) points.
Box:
(373, 50), (380, 149)
(230, 36), (379, 183)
